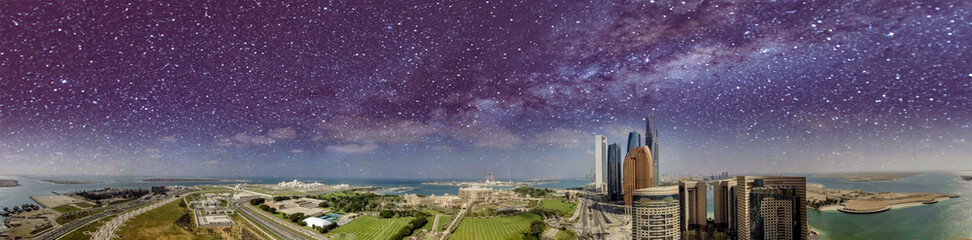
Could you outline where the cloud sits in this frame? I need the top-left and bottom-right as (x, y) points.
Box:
(326, 143), (379, 154)
(267, 127), (297, 140)
(160, 136), (178, 143)
(216, 127), (298, 147)
(318, 116), (440, 143)
(449, 122), (522, 148)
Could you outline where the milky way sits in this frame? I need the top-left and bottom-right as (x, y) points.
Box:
(1, 0), (970, 178)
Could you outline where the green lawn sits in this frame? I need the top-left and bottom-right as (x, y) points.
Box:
(61, 215), (116, 240)
(116, 198), (218, 240)
(75, 202), (95, 208)
(540, 199), (575, 215)
(450, 213), (541, 240)
(53, 204), (83, 214)
(326, 216), (415, 240)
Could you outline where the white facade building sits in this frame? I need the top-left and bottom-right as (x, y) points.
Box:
(594, 135), (607, 193)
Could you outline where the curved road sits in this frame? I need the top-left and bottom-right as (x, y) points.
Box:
(92, 196), (181, 240)
(233, 202), (308, 240)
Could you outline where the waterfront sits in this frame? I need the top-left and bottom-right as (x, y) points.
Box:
(0, 175), (592, 223)
(807, 171), (972, 239)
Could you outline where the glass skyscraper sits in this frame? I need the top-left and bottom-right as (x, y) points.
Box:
(606, 143), (622, 201)
(645, 115), (659, 185)
(626, 131), (641, 154)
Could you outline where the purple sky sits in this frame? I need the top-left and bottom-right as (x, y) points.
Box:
(1, 0), (970, 179)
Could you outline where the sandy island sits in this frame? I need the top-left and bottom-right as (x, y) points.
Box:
(42, 179), (104, 184)
(808, 183), (959, 214)
(0, 179), (19, 187)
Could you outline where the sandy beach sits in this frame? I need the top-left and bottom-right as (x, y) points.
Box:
(29, 195), (91, 208)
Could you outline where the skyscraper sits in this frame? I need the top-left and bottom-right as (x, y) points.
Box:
(626, 131), (641, 154)
(645, 115), (659, 185)
(713, 179), (737, 232)
(632, 186), (680, 240)
(679, 181), (707, 232)
(594, 135), (607, 193)
(606, 143), (622, 201)
(735, 176), (808, 240)
(622, 146), (655, 206)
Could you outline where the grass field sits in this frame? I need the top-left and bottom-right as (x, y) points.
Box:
(53, 204), (83, 214)
(116, 198), (217, 240)
(540, 199), (575, 215)
(326, 216), (415, 240)
(61, 215), (116, 240)
(449, 213), (541, 240)
(75, 202), (95, 208)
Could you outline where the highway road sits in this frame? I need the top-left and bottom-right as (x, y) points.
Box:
(32, 195), (167, 240)
(233, 202), (311, 240)
(92, 196), (181, 240)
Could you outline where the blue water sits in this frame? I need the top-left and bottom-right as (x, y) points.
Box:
(806, 172), (972, 239)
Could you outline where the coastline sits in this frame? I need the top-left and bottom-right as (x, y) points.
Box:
(819, 196), (956, 213)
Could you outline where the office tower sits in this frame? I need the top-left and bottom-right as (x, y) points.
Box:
(713, 179), (737, 231)
(594, 135), (607, 193)
(632, 186), (680, 240)
(735, 176), (808, 240)
(645, 115), (659, 185)
(626, 131), (641, 154)
(606, 143), (623, 202)
(679, 181), (707, 232)
(622, 146), (655, 206)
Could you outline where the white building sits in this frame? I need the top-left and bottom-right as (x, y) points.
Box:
(302, 217), (333, 228)
(594, 135), (607, 193)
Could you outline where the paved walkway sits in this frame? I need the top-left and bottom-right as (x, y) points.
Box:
(92, 197), (180, 240)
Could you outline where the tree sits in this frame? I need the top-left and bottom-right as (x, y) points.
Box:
(318, 202), (329, 208)
(250, 198), (266, 206)
(529, 219), (546, 235)
(268, 207), (277, 214)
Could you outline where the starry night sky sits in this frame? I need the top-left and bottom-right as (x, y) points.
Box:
(1, 0), (970, 179)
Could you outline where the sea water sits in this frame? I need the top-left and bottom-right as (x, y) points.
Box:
(807, 172), (972, 239)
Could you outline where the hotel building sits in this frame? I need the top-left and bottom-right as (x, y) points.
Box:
(595, 135), (608, 193)
(713, 179), (737, 232)
(679, 181), (707, 232)
(632, 186), (680, 240)
(735, 176), (807, 240)
(623, 146), (655, 206)
(459, 187), (494, 202)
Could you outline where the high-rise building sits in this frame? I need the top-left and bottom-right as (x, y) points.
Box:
(594, 135), (607, 193)
(735, 176), (807, 240)
(645, 115), (659, 185)
(623, 146), (655, 206)
(632, 186), (680, 240)
(626, 131), (642, 154)
(679, 181), (707, 232)
(713, 179), (737, 231)
(606, 143), (623, 202)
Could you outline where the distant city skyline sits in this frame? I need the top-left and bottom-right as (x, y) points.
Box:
(1, 1), (970, 178)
